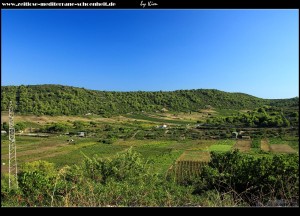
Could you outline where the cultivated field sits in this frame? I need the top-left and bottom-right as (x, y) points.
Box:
(1, 112), (298, 176)
(270, 144), (297, 154)
(261, 139), (270, 152)
(234, 140), (251, 152)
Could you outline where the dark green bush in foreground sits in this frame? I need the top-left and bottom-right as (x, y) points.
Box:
(1, 149), (299, 207)
(1, 148), (202, 207)
(194, 150), (299, 206)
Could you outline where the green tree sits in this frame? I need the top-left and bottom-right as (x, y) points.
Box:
(15, 122), (26, 132)
(73, 121), (85, 130)
(2, 122), (9, 132)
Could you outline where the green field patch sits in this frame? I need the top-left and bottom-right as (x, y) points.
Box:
(215, 139), (235, 145)
(147, 150), (183, 174)
(134, 145), (173, 158)
(169, 140), (216, 151)
(209, 144), (232, 152)
(46, 143), (128, 167)
(214, 109), (240, 117)
(115, 139), (175, 147)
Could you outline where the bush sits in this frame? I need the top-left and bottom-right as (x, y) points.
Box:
(2, 122), (9, 132)
(251, 138), (260, 148)
(4, 148), (298, 207)
(194, 150), (299, 206)
(15, 122), (26, 132)
(1, 173), (22, 206)
(98, 138), (115, 144)
(73, 121), (85, 130)
(42, 123), (68, 133)
(17, 160), (65, 206)
(60, 148), (203, 206)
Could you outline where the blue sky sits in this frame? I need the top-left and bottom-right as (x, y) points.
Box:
(2, 9), (298, 99)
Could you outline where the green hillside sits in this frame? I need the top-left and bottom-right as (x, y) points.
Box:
(1, 84), (298, 116)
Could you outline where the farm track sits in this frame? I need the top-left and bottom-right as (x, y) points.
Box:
(131, 130), (140, 139)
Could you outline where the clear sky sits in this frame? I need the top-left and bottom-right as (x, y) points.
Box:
(2, 9), (299, 99)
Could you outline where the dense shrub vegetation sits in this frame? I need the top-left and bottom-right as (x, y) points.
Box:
(206, 106), (298, 127)
(1, 149), (298, 207)
(1, 85), (298, 116)
(1, 149), (203, 207)
(194, 150), (299, 206)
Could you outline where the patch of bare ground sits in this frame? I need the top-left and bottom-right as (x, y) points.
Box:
(1, 112), (134, 125)
(1, 165), (8, 173)
(261, 139), (270, 152)
(234, 140), (251, 152)
(270, 144), (297, 153)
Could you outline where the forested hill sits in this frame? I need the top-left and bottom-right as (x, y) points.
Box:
(1, 85), (299, 116)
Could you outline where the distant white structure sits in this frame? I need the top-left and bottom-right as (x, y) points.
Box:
(159, 124), (167, 129)
(232, 131), (248, 139)
(1, 130), (7, 134)
(78, 132), (85, 137)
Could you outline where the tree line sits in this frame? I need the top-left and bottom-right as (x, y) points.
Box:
(206, 106), (298, 127)
(1, 84), (298, 116)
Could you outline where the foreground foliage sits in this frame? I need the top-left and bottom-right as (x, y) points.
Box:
(2, 149), (203, 207)
(1, 149), (298, 207)
(194, 150), (299, 206)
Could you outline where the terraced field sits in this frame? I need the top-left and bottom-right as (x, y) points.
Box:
(234, 140), (251, 152)
(270, 144), (297, 153)
(260, 139), (270, 152)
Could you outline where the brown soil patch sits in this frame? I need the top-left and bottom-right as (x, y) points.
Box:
(261, 139), (270, 152)
(1, 112), (133, 126)
(270, 144), (297, 153)
(234, 140), (251, 152)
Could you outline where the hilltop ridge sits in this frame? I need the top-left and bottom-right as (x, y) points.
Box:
(1, 84), (298, 116)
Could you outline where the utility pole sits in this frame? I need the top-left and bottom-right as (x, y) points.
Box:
(8, 101), (18, 189)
